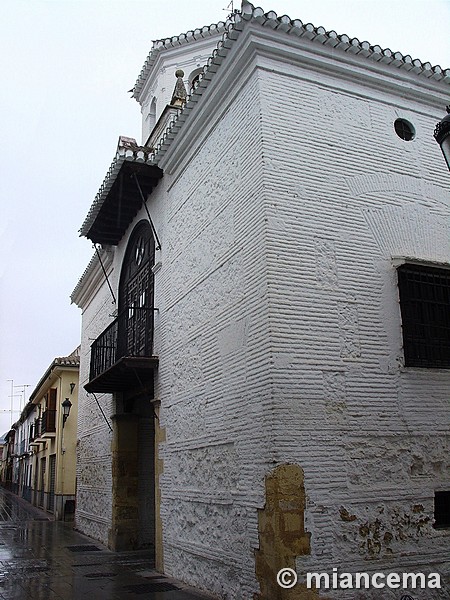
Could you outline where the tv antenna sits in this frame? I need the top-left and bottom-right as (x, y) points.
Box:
(223, 1), (239, 16)
(2, 380), (30, 427)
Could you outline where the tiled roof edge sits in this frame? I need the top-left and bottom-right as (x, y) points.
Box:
(149, 1), (450, 164)
(79, 136), (155, 238)
(55, 345), (81, 367)
(132, 21), (229, 100)
(29, 349), (80, 403)
(239, 2), (449, 76)
(71, 252), (99, 302)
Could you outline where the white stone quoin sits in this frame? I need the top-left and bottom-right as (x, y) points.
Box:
(72, 3), (450, 598)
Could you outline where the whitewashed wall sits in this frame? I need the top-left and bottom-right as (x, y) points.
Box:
(154, 69), (276, 599)
(154, 27), (449, 599)
(75, 261), (116, 545)
(75, 19), (450, 600)
(139, 35), (221, 143)
(257, 55), (450, 599)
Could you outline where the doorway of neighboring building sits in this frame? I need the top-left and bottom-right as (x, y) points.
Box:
(48, 454), (56, 512)
(39, 458), (46, 508)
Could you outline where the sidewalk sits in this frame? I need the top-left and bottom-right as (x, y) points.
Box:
(0, 487), (216, 600)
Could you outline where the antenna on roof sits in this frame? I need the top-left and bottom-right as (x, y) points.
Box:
(223, 1), (239, 16)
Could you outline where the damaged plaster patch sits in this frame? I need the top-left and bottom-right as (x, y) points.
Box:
(337, 502), (433, 560)
(254, 464), (326, 599)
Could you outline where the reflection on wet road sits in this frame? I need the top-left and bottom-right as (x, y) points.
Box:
(0, 488), (214, 599)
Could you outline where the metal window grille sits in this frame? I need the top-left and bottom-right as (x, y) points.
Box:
(434, 491), (450, 529)
(397, 264), (450, 368)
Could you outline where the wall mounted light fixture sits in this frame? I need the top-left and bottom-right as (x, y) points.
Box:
(434, 105), (450, 171)
(62, 398), (72, 427)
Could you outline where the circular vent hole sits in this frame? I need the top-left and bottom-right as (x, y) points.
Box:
(394, 118), (415, 141)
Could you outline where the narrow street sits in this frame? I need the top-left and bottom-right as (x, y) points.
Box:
(0, 488), (215, 599)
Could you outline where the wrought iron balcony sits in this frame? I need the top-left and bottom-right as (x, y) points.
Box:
(41, 409), (56, 435)
(85, 306), (158, 394)
(33, 418), (42, 440)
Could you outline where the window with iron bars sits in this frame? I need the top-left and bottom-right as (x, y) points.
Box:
(397, 263), (450, 368)
(434, 491), (450, 529)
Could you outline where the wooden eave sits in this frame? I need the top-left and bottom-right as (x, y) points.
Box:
(85, 161), (163, 246)
(84, 356), (158, 394)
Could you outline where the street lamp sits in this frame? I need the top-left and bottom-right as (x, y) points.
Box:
(434, 105), (450, 171)
(62, 398), (72, 428)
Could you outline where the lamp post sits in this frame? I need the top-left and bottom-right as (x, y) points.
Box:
(434, 105), (450, 171)
(62, 399), (72, 428)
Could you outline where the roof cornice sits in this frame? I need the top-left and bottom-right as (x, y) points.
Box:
(132, 22), (228, 101)
(147, 1), (450, 165)
(79, 137), (161, 243)
(29, 348), (80, 404)
(71, 248), (114, 309)
(238, 1), (449, 80)
(81, 2), (450, 247)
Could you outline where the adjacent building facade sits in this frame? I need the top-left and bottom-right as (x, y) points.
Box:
(2, 349), (79, 520)
(72, 3), (450, 599)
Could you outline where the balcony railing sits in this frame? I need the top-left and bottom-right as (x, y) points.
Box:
(33, 418), (42, 439)
(86, 306), (157, 393)
(41, 409), (56, 434)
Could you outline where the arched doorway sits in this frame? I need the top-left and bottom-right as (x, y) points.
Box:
(110, 220), (157, 557)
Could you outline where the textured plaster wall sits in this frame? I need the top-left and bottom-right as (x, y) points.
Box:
(76, 32), (450, 599)
(75, 183), (166, 546)
(258, 63), (450, 599)
(76, 276), (116, 545)
(154, 71), (274, 599)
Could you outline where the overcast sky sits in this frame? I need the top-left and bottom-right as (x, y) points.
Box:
(1, 0), (449, 435)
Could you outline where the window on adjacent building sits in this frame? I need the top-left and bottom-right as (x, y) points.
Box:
(434, 491), (450, 529)
(397, 263), (450, 368)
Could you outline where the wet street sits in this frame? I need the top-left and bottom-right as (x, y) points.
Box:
(0, 488), (215, 600)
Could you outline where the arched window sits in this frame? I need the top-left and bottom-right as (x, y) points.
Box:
(118, 221), (155, 357)
(188, 68), (203, 92)
(147, 97), (157, 133)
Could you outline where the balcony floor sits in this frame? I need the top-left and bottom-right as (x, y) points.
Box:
(84, 356), (158, 394)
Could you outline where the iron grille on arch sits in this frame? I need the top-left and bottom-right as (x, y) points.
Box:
(397, 263), (450, 368)
(85, 219), (158, 393)
(118, 220), (155, 359)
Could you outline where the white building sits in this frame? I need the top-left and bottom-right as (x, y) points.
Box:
(11, 403), (36, 502)
(71, 3), (450, 598)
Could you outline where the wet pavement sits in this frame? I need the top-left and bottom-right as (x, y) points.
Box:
(0, 488), (216, 600)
